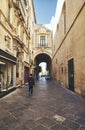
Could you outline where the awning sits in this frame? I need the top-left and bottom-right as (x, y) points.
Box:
(0, 61), (6, 65)
(0, 49), (17, 64)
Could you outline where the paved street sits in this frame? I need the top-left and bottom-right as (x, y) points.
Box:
(0, 78), (85, 130)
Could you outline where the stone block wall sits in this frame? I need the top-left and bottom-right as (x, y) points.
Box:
(52, 0), (85, 97)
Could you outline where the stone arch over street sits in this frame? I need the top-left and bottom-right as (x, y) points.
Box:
(34, 53), (52, 80)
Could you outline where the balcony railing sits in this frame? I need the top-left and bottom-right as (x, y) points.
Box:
(35, 43), (52, 49)
(13, 35), (24, 48)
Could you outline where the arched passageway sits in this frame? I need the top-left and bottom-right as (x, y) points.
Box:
(34, 53), (52, 80)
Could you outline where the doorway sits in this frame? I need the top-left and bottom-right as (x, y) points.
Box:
(24, 67), (29, 83)
(68, 58), (74, 91)
(34, 53), (52, 80)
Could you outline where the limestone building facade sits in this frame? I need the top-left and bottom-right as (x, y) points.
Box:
(0, 0), (36, 91)
(52, 0), (85, 97)
(32, 24), (53, 78)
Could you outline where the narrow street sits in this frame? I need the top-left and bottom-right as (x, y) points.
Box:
(0, 78), (85, 130)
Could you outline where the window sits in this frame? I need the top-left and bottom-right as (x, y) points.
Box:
(8, 6), (11, 22)
(62, 2), (66, 34)
(61, 67), (63, 74)
(64, 3), (66, 34)
(40, 36), (46, 46)
(57, 24), (59, 32)
(8, 5), (12, 23)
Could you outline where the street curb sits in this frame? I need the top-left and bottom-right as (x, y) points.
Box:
(0, 87), (16, 98)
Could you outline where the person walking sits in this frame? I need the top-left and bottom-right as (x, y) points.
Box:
(28, 73), (35, 95)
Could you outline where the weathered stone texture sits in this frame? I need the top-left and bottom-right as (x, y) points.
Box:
(52, 0), (85, 97)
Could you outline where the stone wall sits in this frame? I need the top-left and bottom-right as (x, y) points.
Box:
(52, 0), (85, 97)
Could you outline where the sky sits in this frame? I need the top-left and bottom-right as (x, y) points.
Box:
(34, 0), (58, 24)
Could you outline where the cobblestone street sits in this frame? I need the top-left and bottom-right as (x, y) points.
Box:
(0, 78), (85, 130)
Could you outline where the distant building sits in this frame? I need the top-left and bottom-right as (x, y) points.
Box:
(32, 24), (53, 79)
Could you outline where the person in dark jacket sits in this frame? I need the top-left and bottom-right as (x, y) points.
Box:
(28, 73), (35, 95)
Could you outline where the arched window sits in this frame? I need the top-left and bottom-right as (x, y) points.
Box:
(8, 2), (12, 23)
(57, 24), (59, 32)
(8, 5), (11, 22)
(62, 2), (66, 34)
